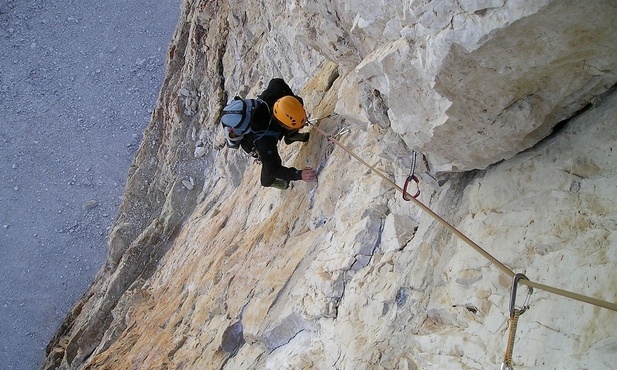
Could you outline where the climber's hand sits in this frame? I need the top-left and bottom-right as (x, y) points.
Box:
(301, 167), (318, 182)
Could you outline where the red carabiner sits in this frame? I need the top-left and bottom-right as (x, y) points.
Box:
(403, 175), (420, 201)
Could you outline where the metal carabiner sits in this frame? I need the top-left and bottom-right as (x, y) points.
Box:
(402, 151), (420, 201)
(510, 273), (533, 315)
(501, 274), (533, 370)
(403, 175), (420, 200)
(333, 126), (350, 139)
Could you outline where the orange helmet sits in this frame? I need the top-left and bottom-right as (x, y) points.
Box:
(273, 96), (307, 130)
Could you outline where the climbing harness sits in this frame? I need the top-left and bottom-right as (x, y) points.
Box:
(403, 151), (420, 200)
(501, 274), (533, 370)
(306, 116), (617, 313)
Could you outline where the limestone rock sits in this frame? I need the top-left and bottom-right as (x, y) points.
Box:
(43, 0), (617, 369)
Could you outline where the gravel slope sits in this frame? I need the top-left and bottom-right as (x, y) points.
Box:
(0, 1), (179, 368)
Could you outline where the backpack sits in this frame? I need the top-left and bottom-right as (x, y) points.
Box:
(221, 97), (260, 149)
(220, 97), (281, 157)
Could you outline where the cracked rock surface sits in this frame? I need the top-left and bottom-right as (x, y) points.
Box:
(41, 0), (617, 369)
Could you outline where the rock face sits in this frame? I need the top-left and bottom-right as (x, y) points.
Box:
(44, 0), (617, 369)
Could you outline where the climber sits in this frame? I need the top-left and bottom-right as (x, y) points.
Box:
(220, 78), (318, 189)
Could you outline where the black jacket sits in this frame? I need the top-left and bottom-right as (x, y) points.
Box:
(249, 78), (304, 187)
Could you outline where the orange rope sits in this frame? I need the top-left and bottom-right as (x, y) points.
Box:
(503, 310), (521, 369)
